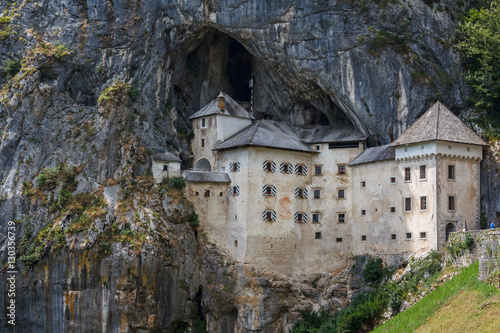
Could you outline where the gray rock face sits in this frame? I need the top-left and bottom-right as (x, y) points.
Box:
(0, 0), (498, 332)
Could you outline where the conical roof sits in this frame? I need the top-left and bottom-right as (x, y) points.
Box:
(189, 92), (254, 120)
(390, 102), (487, 146)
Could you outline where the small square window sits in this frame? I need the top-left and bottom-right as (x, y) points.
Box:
(362, 235), (367, 241)
(420, 196), (427, 211)
(296, 165), (306, 175)
(420, 232), (427, 239)
(338, 189), (345, 199)
(297, 188), (305, 198)
(360, 181), (366, 188)
(391, 234), (396, 240)
(201, 139), (205, 147)
(266, 162), (273, 172)
(448, 165), (455, 180)
(405, 167), (411, 182)
(315, 166), (322, 175)
(313, 189), (321, 199)
(338, 213), (345, 223)
(266, 211), (272, 220)
(448, 196), (456, 211)
(336, 238), (343, 243)
(419, 165), (426, 180)
(390, 206), (396, 213)
(219, 192), (223, 197)
(404, 197), (412, 212)
(361, 209), (366, 216)
(315, 232), (322, 239)
(195, 191), (200, 196)
(390, 177), (396, 184)
(296, 213), (304, 222)
(283, 164), (289, 173)
(163, 164), (168, 171)
(204, 190), (210, 197)
(312, 213), (320, 223)
(338, 165), (346, 174)
(316, 145), (320, 151)
(406, 232), (412, 239)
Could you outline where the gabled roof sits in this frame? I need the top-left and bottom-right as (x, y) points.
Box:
(213, 120), (317, 153)
(184, 171), (231, 183)
(348, 144), (395, 166)
(189, 92), (254, 120)
(299, 126), (367, 143)
(390, 102), (487, 147)
(152, 152), (182, 162)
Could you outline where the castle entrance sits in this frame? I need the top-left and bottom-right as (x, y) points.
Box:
(445, 222), (457, 241)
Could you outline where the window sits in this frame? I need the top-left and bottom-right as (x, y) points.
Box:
(280, 163), (292, 174)
(263, 210), (277, 222)
(201, 139), (205, 147)
(360, 181), (366, 188)
(336, 238), (343, 243)
(229, 162), (240, 173)
(420, 232), (427, 239)
(406, 233), (412, 239)
(219, 192), (223, 196)
(263, 161), (276, 172)
(313, 189), (321, 199)
(294, 212), (307, 223)
(404, 167), (411, 182)
(315, 165), (322, 175)
(315, 232), (322, 239)
(391, 234), (397, 240)
(295, 164), (307, 175)
(229, 186), (240, 196)
(315, 145), (320, 150)
(419, 165), (426, 180)
(329, 142), (359, 149)
(390, 206), (396, 213)
(448, 196), (455, 211)
(295, 188), (308, 199)
(338, 189), (345, 199)
(390, 177), (396, 184)
(338, 213), (345, 223)
(361, 209), (366, 216)
(204, 190), (210, 197)
(362, 235), (367, 241)
(263, 185), (277, 196)
(420, 196), (427, 211)
(163, 164), (168, 171)
(404, 197), (412, 212)
(448, 165), (455, 180)
(195, 191), (199, 196)
(201, 117), (206, 127)
(338, 165), (346, 174)
(312, 213), (320, 223)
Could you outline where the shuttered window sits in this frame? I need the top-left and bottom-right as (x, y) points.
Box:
(263, 210), (277, 221)
(262, 185), (277, 196)
(295, 164), (307, 175)
(295, 188), (308, 199)
(229, 162), (241, 172)
(280, 163), (292, 174)
(294, 212), (307, 223)
(229, 186), (240, 196)
(263, 161), (276, 172)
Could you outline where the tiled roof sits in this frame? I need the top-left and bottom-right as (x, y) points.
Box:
(390, 102), (487, 146)
(299, 126), (367, 143)
(348, 144), (395, 166)
(189, 92), (254, 120)
(213, 120), (317, 153)
(152, 152), (182, 162)
(184, 171), (231, 183)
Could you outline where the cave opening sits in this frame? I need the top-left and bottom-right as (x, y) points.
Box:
(227, 38), (253, 102)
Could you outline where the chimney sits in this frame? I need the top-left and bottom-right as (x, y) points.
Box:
(218, 92), (225, 111)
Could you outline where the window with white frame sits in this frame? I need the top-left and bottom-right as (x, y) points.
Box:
(420, 196), (427, 211)
(294, 212), (307, 223)
(404, 197), (412, 212)
(295, 164), (307, 175)
(419, 165), (426, 180)
(406, 232), (412, 239)
(229, 162), (240, 173)
(280, 162), (292, 174)
(338, 213), (346, 223)
(448, 195), (456, 211)
(262, 185), (277, 196)
(262, 210), (277, 221)
(229, 185), (240, 196)
(404, 167), (411, 182)
(391, 234), (397, 240)
(263, 161), (276, 172)
(312, 213), (320, 223)
(295, 188), (308, 199)
(420, 232), (427, 239)
(313, 189), (321, 199)
(338, 165), (346, 174)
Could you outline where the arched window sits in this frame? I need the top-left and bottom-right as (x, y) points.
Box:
(194, 158), (211, 171)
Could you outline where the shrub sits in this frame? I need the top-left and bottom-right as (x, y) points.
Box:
(37, 166), (61, 190)
(168, 176), (186, 190)
(129, 85), (139, 100)
(2, 58), (21, 78)
(364, 257), (385, 284)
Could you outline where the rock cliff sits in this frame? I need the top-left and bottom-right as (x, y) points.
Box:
(0, 0), (499, 331)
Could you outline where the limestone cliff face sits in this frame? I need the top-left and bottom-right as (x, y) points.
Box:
(0, 0), (498, 332)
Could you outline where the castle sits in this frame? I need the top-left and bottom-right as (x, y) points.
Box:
(154, 93), (487, 276)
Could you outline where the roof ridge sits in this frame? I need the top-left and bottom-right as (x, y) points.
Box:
(435, 102), (440, 141)
(248, 119), (263, 144)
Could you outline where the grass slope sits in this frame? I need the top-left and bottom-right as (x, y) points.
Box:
(373, 262), (500, 333)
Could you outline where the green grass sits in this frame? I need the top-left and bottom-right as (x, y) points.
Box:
(373, 261), (499, 333)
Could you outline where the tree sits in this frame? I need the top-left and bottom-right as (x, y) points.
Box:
(459, 1), (500, 113)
